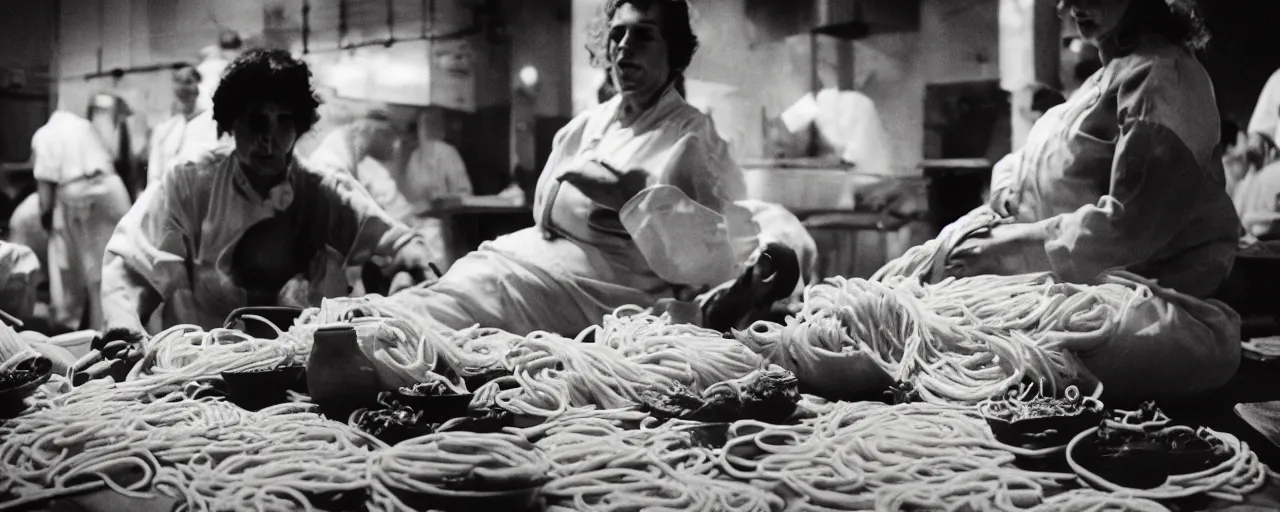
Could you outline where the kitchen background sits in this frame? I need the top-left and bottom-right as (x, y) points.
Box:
(0, 0), (1276, 279)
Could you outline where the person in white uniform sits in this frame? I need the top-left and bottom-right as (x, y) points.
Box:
(308, 114), (411, 219)
(33, 104), (134, 332)
(382, 0), (810, 337)
(930, 0), (1240, 401)
(99, 50), (438, 343)
(402, 110), (473, 211)
(146, 65), (220, 190)
(309, 114), (439, 293)
(194, 29), (244, 114)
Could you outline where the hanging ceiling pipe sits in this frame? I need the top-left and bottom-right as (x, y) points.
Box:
(338, 0), (348, 49)
(301, 0), (311, 54)
(81, 62), (191, 81)
(427, 0), (437, 40)
(384, 0), (396, 47)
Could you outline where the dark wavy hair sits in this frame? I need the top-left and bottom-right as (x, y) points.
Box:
(586, 0), (699, 78)
(212, 49), (321, 137)
(1113, 0), (1211, 51)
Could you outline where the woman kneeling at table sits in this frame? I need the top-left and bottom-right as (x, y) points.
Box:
(380, 0), (813, 337)
(928, 0), (1241, 400)
(99, 49), (436, 343)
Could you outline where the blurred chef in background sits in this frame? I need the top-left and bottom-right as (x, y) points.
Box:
(87, 94), (144, 201)
(309, 113), (410, 217)
(402, 109), (473, 211)
(34, 95), (134, 332)
(146, 65), (219, 190)
(309, 113), (441, 293)
(195, 29), (244, 113)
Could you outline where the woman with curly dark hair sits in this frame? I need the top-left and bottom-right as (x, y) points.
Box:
(926, 0), (1242, 400)
(98, 49), (436, 340)
(378, 0), (807, 337)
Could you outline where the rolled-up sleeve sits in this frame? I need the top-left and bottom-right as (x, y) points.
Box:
(619, 134), (754, 287)
(31, 129), (61, 184)
(310, 171), (419, 267)
(103, 166), (195, 301)
(1038, 60), (1207, 285)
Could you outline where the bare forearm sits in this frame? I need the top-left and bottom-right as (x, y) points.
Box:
(37, 180), (56, 213)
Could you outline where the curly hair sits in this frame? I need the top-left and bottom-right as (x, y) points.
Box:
(1115, 0), (1211, 51)
(212, 49), (321, 137)
(585, 0), (699, 76)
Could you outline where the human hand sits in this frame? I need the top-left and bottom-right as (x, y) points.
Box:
(74, 327), (148, 384)
(945, 223), (1051, 279)
(1245, 132), (1279, 170)
(384, 238), (440, 293)
(557, 160), (650, 211)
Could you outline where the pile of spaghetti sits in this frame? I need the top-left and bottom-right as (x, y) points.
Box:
(594, 306), (766, 392)
(481, 331), (669, 417)
(528, 415), (785, 511)
(61, 324), (315, 403)
(718, 400), (1080, 511)
(0, 383), (381, 511)
(423, 307), (769, 420)
(368, 431), (552, 511)
(732, 271), (1159, 405)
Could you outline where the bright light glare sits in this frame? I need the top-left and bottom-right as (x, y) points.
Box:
(519, 66), (539, 88)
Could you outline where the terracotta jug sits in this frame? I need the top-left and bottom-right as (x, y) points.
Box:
(306, 324), (380, 422)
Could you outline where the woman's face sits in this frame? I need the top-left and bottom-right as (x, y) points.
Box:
(608, 2), (671, 103)
(1058, 0), (1132, 46)
(233, 101), (298, 177)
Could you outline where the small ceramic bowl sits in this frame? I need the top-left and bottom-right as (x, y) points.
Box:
(393, 389), (474, 425)
(980, 396), (1104, 451)
(0, 357), (53, 418)
(221, 365), (306, 411)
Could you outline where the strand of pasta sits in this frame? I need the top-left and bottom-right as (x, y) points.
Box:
(0, 388), (380, 511)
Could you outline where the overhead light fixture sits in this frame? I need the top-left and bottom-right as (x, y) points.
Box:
(519, 65), (539, 89)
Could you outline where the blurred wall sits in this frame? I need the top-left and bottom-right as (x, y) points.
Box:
(0, 0), (56, 166)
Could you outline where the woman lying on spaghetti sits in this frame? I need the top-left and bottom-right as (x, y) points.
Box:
(379, 0), (814, 337)
(886, 0), (1241, 402)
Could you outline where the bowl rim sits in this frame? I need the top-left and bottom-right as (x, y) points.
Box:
(1065, 425), (1242, 499)
(220, 365), (305, 377)
(978, 395), (1104, 426)
(0, 356), (54, 410)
